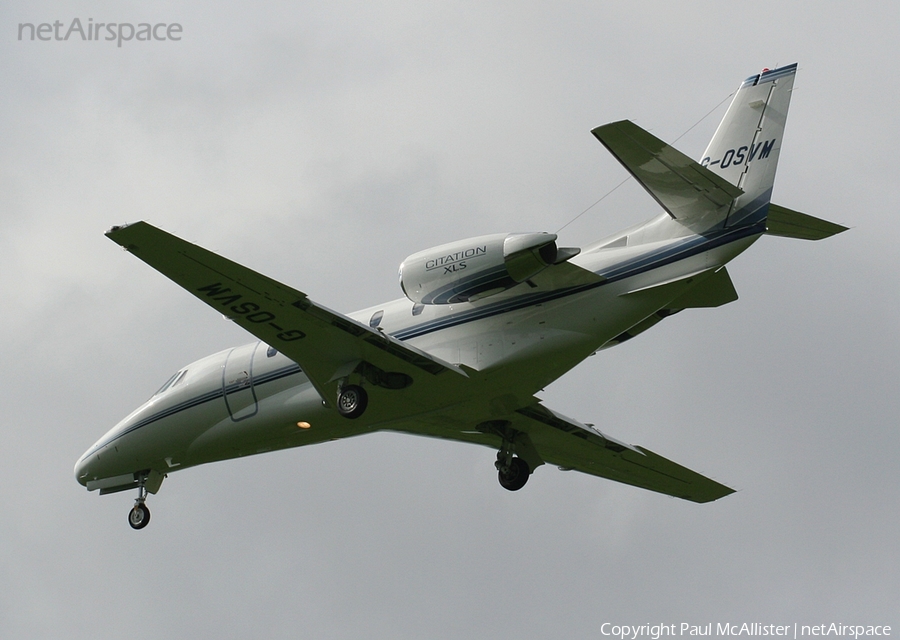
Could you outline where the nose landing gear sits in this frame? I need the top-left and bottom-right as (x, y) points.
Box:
(128, 475), (151, 530)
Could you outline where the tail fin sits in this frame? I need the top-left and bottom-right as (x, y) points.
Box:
(591, 65), (834, 238)
(701, 64), (797, 228)
(593, 65), (847, 241)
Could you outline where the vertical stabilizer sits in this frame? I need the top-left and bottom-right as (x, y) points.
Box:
(701, 64), (797, 228)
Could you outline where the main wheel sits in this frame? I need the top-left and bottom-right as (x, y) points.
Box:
(337, 384), (368, 419)
(498, 457), (530, 491)
(128, 503), (151, 530)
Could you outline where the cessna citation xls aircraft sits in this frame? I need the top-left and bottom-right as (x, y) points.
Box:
(76, 64), (846, 529)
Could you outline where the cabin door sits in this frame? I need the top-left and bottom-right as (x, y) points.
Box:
(222, 342), (261, 421)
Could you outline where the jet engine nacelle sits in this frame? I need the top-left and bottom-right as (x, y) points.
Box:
(399, 232), (578, 305)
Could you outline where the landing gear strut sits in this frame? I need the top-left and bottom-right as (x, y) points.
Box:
(128, 476), (151, 530)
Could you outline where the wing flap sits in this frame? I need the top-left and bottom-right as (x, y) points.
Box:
(106, 222), (469, 409)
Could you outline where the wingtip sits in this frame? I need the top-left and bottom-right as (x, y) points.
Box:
(590, 119), (632, 140)
(106, 222), (132, 237)
(690, 484), (737, 503)
(106, 221), (147, 236)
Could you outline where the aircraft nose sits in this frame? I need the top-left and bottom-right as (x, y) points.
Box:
(74, 452), (92, 487)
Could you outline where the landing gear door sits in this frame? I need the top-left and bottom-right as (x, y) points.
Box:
(222, 342), (261, 421)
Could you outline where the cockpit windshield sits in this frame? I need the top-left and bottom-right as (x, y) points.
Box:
(154, 370), (187, 396)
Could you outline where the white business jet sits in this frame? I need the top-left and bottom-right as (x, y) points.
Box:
(76, 64), (845, 529)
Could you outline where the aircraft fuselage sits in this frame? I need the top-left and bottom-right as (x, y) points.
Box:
(75, 217), (758, 487)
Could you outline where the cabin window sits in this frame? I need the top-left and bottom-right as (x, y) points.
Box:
(369, 310), (384, 328)
(267, 346), (278, 358)
(412, 303), (424, 316)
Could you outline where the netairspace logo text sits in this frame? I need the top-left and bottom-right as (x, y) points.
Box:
(599, 623), (892, 640)
(17, 18), (182, 48)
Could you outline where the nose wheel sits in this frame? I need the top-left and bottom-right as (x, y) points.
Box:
(128, 477), (151, 530)
(129, 503), (150, 529)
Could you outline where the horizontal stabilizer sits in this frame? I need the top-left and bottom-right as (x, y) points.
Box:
(765, 204), (848, 240)
(592, 120), (743, 231)
(668, 266), (738, 309)
(621, 266), (737, 309)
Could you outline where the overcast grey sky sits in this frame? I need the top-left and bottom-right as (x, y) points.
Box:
(2, 1), (898, 637)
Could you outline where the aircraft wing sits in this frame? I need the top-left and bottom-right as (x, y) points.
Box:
(106, 222), (471, 411)
(513, 403), (734, 502)
(387, 400), (734, 503)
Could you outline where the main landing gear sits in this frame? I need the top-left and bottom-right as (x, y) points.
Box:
(337, 384), (368, 419)
(497, 456), (530, 491)
(495, 440), (531, 491)
(128, 475), (151, 530)
(332, 363), (412, 420)
(482, 420), (542, 491)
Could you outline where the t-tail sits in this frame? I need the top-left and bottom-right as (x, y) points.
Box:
(592, 63), (846, 241)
